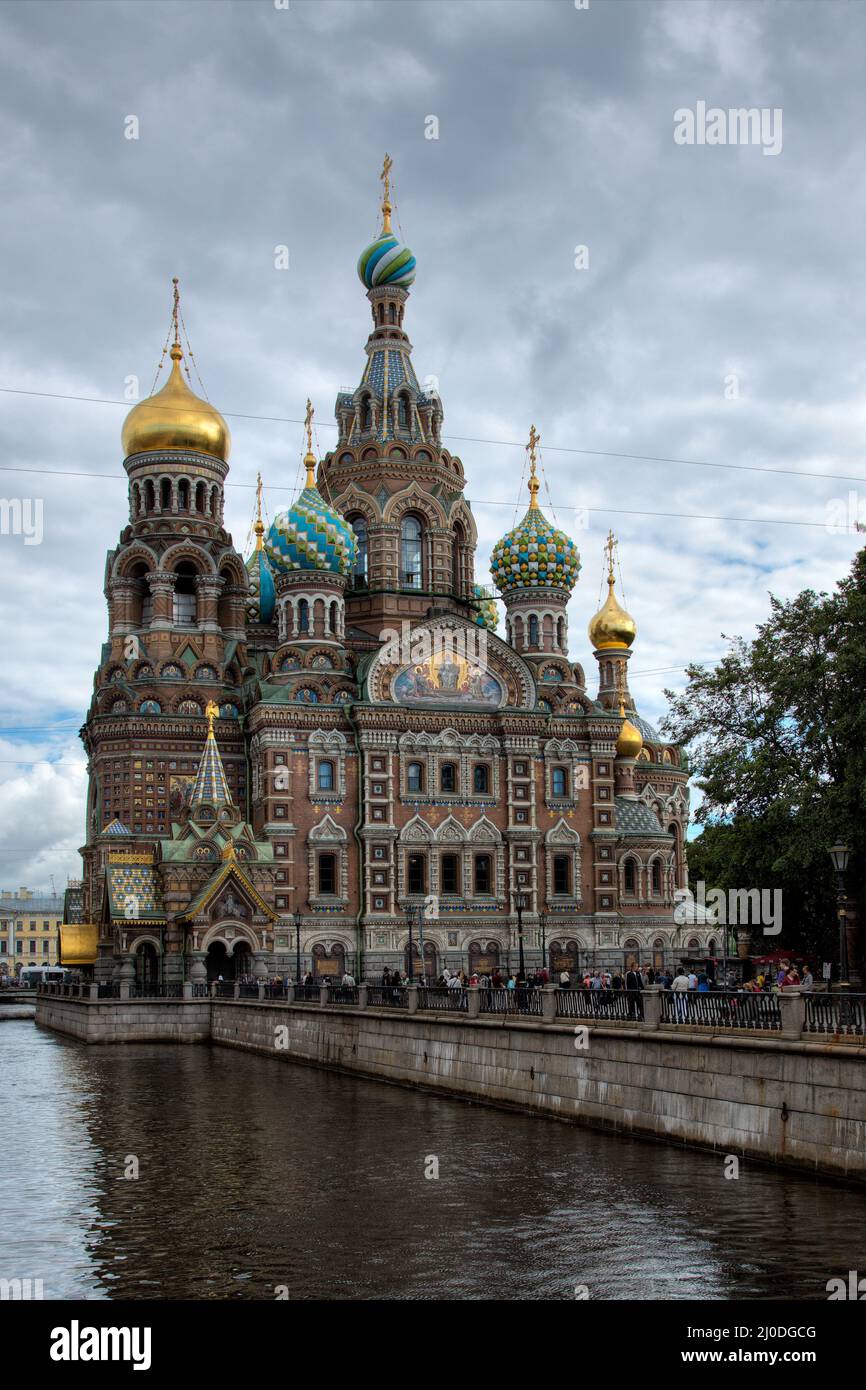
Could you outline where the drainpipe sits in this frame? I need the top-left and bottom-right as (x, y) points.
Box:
(345, 702), (366, 982)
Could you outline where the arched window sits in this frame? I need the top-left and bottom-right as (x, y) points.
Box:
(317, 760), (334, 792)
(401, 516), (423, 589)
(529, 614), (539, 647)
(172, 562), (197, 626)
(195, 481), (206, 513)
(351, 517), (368, 587)
(178, 478), (190, 510)
(298, 599), (310, 634)
(624, 860), (636, 894)
(651, 860), (662, 895)
(389, 303), (397, 325)
(160, 478), (172, 511)
(551, 767), (568, 797)
(452, 522), (465, 595)
(397, 393), (409, 429)
(440, 763), (457, 793)
(474, 855), (491, 895)
(145, 479), (156, 512)
(557, 616), (565, 648)
(407, 761), (424, 794)
(473, 764), (490, 794)
(361, 394), (372, 430)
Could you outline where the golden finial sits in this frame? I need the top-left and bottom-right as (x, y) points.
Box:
(605, 529), (617, 585)
(205, 699), (219, 735)
(254, 472), (264, 550)
(527, 424), (540, 510)
(170, 277), (182, 359)
(380, 153), (394, 235)
(303, 398), (316, 489)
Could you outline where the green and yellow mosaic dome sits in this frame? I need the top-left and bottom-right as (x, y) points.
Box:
(490, 507), (581, 597)
(265, 461), (356, 578)
(472, 584), (499, 630)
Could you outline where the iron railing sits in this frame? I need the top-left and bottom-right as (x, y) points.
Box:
(804, 993), (866, 1036)
(661, 990), (781, 1031)
(326, 985), (359, 1005)
(556, 988), (637, 1021)
(480, 986), (543, 1016)
(367, 985), (409, 1009)
(419, 986), (468, 1011)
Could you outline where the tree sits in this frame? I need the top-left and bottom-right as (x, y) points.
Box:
(662, 549), (866, 966)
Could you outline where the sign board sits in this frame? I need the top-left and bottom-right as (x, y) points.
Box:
(822, 962), (832, 980)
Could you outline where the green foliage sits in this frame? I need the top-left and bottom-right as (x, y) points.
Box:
(662, 550), (866, 960)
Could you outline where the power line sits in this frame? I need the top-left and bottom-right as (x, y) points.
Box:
(2, 382), (864, 486)
(0, 461), (856, 533)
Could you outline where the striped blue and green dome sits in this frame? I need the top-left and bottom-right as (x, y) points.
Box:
(265, 484), (356, 577)
(490, 508), (581, 597)
(357, 233), (416, 289)
(245, 545), (275, 623)
(472, 584), (499, 631)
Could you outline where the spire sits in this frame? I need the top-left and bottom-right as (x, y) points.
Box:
(254, 472), (264, 551)
(303, 398), (317, 489)
(380, 153), (393, 235)
(189, 700), (232, 813)
(527, 424), (540, 511)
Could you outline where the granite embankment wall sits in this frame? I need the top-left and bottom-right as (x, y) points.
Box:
(36, 995), (866, 1183)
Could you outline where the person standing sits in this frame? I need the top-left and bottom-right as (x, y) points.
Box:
(625, 963), (644, 1020)
(671, 968), (690, 1021)
(801, 965), (814, 992)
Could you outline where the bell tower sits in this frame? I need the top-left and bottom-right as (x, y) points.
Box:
(319, 157), (478, 638)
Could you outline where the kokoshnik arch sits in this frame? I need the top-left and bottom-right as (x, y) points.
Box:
(75, 160), (699, 988)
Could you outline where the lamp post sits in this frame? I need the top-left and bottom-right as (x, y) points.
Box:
(515, 893), (527, 984)
(404, 904), (416, 984)
(294, 908), (302, 985)
(828, 843), (851, 991)
(539, 915), (547, 976)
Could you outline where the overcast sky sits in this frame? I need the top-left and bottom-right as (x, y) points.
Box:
(0, 0), (864, 891)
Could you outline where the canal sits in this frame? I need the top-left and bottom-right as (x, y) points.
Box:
(2, 1018), (865, 1300)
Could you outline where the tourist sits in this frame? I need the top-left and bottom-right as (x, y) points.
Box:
(697, 972), (709, 992)
(687, 968), (698, 990)
(560, 969), (571, 989)
(671, 968), (690, 1021)
(446, 971), (462, 991)
(342, 970), (356, 988)
(383, 967), (392, 987)
(801, 965), (814, 992)
(611, 969), (623, 991)
(625, 963), (643, 1020)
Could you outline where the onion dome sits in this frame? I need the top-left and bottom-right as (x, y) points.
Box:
(490, 426), (581, 597)
(357, 233), (416, 289)
(356, 154), (416, 288)
(122, 340), (230, 462)
(588, 531), (636, 650)
(616, 713), (644, 759)
(265, 405), (356, 577)
(472, 584), (499, 630)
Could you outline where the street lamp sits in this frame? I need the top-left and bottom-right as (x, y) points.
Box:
(404, 904), (416, 984)
(515, 893), (527, 984)
(828, 843), (851, 990)
(294, 908), (302, 985)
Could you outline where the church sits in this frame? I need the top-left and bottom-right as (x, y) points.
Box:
(74, 162), (704, 988)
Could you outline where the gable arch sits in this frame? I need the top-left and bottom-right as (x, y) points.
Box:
(383, 483), (448, 529)
(112, 542), (159, 580)
(160, 543), (217, 576)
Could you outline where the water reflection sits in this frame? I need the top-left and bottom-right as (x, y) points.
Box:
(1, 1021), (864, 1300)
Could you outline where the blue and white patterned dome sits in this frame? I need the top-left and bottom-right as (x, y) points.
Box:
(490, 507), (581, 597)
(245, 545), (275, 623)
(265, 480), (356, 577)
(357, 233), (416, 289)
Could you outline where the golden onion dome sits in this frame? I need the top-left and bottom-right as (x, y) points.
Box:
(121, 341), (231, 462)
(616, 714), (644, 759)
(588, 533), (636, 650)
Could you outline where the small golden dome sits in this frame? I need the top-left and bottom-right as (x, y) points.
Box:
(122, 342), (231, 462)
(588, 531), (636, 650)
(616, 715), (643, 759)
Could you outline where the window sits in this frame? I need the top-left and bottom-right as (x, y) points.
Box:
(652, 860), (662, 895)
(473, 764), (490, 794)
(298, 598), (310, 634)
(397, 394), (409, 429)
(317, 760), (334, 792)
(624, 860), (636, 894)
(351, 517), (368, 586)
(441, 854), (459, 895)
(553, 855), (570, 895)
(401, 516), (423, 589)
(172, 563), (197, 625)
(318, 854), (336, 895)
(440, 763), (457, 793)
(529, 614), (539, 647)
(407, 854), (425, 894)
(407, 761), (424, 794)
(474, 855), (491, 895)
(551, 767), (568, 797)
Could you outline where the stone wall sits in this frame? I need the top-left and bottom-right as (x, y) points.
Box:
(36, 995), (866, 1183)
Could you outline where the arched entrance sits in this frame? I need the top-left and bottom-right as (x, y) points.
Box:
(135, 942), (159, 988)
(623, 938), (641, 971)
(312, 941), (345, 981)
(468, 940), (500, 976)
(549, 939), (580, 976)
(404, 940), (437, 981)
(206, 942), (230, 981)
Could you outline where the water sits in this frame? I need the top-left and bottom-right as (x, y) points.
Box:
(2, 1019), (865, 1300)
